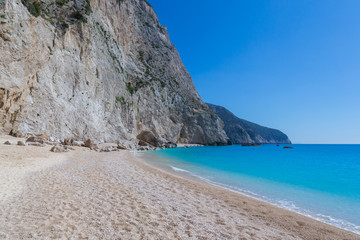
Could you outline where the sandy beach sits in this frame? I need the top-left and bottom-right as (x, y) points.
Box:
(0, 136), (358, 239)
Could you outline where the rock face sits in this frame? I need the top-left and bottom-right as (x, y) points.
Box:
(0, 0), (227, 145)
(136, 130), (163, 148)
(207, 103), (291, 144)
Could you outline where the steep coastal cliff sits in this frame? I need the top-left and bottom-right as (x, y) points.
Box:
(207, 103), (291, 144)
(0, 0), (227, 145)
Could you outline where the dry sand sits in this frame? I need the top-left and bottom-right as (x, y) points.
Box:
(0, 135), (359, 240)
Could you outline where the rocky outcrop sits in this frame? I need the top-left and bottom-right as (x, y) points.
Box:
(207, 103), (291, 144)
(50, 144), (72, 153)
(137, 130), (163, 148)
(0, 0), (227, 145)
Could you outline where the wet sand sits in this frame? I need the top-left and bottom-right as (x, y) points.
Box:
(0, 136), (358, 239)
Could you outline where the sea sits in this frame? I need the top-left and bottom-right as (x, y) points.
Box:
(141, 144), (360, 234)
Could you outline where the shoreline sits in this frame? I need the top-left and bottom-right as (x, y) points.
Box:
(140, 150), (360, 235)
(135, 151), (360, 239)
(0, 136), (359, 239)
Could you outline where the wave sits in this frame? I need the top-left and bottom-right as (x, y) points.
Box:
(170, 166), (190, 173)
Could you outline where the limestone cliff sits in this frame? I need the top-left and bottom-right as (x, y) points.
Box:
(0, 0), (228, 145)
(207, 103), (291, 144)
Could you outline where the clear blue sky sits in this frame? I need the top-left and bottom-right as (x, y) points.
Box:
(148, 0), (360, 144)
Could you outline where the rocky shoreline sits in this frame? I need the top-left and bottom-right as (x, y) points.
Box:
(3, 129), (179, 153)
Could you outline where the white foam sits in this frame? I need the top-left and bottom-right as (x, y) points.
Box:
(170, 166), (190, 173)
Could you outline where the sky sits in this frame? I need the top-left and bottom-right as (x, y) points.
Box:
(148, 0), (360, 144)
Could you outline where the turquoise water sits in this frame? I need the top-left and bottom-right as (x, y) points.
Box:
(144, 144), (360, 234)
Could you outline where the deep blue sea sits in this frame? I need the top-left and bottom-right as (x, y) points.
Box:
(143, 144), (360, 234)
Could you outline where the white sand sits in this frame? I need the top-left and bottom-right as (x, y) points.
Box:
(0, 135), (358, 239)
(0, 136), (69, 204)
